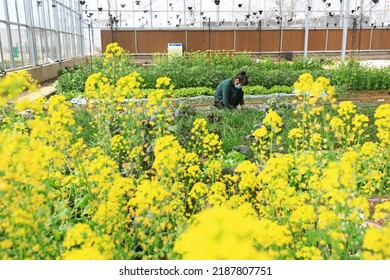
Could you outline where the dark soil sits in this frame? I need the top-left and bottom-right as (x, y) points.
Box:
(340, 90), (390, 104)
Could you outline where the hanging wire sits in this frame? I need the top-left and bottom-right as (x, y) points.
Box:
(277, 0), (283, 87)
(88, 21), (93, 73)
(258, 18), (262, 57)
(358, 3), (364, 56)
(351, 16), (357, 61)
(208, 16), (211, 68)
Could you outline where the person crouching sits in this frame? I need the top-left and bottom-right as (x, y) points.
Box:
(214, 71), (248, 109)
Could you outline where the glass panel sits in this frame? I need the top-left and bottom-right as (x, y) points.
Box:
(43, 0), (50, 29)
(43, 30), (49, 62)
(0, 0), (6, 20)
(70, 11), (75, 33)
(64, 7), (69, 32)
(74, 13), (81, 34)
(17, 0), (26, 24)
(49, 1), (55, 30)
(50, 1), (56, 30)
(37, 4), (44, 28)
(71, 33), (75, 57)
(56, 6), (62, 31)
(45, 30), (52, 61)
(51, 30), (58, 60)
(67, 0), (73, 11)
(64, 33), (68, 59)
(61, 32), (66, 59)
(0, 22), (9, 70)
(66, 10), (72, 32)
(19, 26), (31, 67)
(34, 28), (43, 64)
(0, 39), (3, 70)
(75, 34), (81, 56)
(60, 6), (65, 32)
(32, 0), (40, 27)
(8, 0), (18, 23)
(9, 24), (22, 68)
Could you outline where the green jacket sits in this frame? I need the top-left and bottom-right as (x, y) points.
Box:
(214, 78), (244, 109)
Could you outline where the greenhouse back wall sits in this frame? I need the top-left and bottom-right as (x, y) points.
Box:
(100, 28), (390, 54)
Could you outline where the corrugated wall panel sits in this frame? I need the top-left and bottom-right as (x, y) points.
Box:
(186, 30), (234, 51)
(101, 29), (389, 54)
(136, 30), (186, 53)
(371, 29), (390, 49)
(308, 30), (327, 51)
(347, 29), (371, 50)
(235, 30), (259, 52)
(283, 30), (304, 51)
(209, 30), (235, 50)
(327, 29), (343, 50)
(235, 30), (256, 52)
(116, 31), (136, 53)
(187, 30), (212, 51)
(101, 31), (112, 53)
(235, 30), (281, 52)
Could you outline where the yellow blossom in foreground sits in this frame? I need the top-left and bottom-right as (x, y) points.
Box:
(0, 70), (38, 106)
(363, 222), (390, 260)
(263, 109), (283, 133)
(62, 223), (114, 260)
(293, 73), (334, 104)
(338, 101), (356, 116)
(289, 204), (317, 233)
(372, 201), (390, 221)
(288, 127), (303, 139)
(296, 246), (323, 260)
(174, 207), (289, 260)
(235, 160), (259, 191)
(374, 104), (390, 146)
(153, 135), (186, 177)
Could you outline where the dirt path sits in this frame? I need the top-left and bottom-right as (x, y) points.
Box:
(338, 90), (390, 104)
(187, 90), (390, 111)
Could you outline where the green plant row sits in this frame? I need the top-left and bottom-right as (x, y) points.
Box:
(170, 85), (294, 97)
(60, 85), (294, 101)
(56, 53), (390, 97)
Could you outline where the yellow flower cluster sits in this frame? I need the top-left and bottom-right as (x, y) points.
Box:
(62, 223), (115, 260)
(252, 109), (283, 164)
(182, 152), (202, 184)
(190, 118), (222, 160)
(0, 70), (38, 107)
(104, 42), (124, 60)
(263, 109), (283, 133)
(174, 207), (291, 260)
(202, 133), (222, 157)
(363, 222), (390, 260)
(374, 104), (390, 146)
(372, 201), (390, 221)
(289, 73), (340, 151)
(330, 101), (369, 147)
(235, 160), (258, 191)
(152, 135), (186, 177)
(115, 72), (145, 100)
(155, 77), (173, 90)
(294, 73), (335, 105)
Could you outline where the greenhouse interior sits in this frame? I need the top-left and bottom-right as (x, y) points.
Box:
(0, 0), (390, 265)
